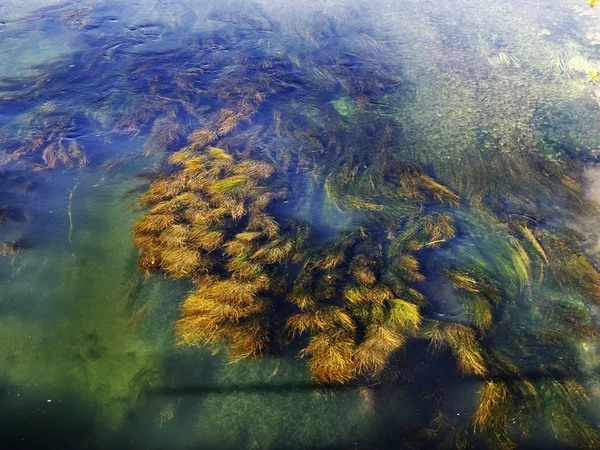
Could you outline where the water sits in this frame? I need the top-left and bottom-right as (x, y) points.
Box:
(1, 1), (600, 449)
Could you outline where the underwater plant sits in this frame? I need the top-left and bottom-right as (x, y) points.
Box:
(445, 269), (501, 331)
(129, 8), (600, 447)
(0, 113), (87, 171)
(2, 2), (600, 448)
(135, 146), (302, 360)
(0, 206), (13, 223)
(0, 239), (20, 264)
(125, 9), (467, 384)
(133, 86), (466, 383)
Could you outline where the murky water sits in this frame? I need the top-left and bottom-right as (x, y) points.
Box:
(1, 1), (600, 449)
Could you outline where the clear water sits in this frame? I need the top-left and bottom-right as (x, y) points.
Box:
(1, 1), (600, 449)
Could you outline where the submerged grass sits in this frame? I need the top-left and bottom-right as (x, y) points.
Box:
(2, 2), (600, 448)
(423, 322), (487, 377)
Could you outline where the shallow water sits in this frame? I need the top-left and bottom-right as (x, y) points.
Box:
(1, 0), (600, 449)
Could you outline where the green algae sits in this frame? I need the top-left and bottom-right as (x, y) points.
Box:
(0, 165), (168, 432)
(193, 356), (374, 449)
(386, 0), (600, 214)
(331, 96), (355, 117)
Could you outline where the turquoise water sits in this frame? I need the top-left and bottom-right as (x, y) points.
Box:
(1, 1), (600, 449)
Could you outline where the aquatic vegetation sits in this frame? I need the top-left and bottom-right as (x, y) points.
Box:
(461, 342), (600, 450)
(0, 206), (13, 223)
(134, 147), (297, 360)
(124, 9), (464, 385)
(470, 361), (599, 450)
(286, 229), (428, 382)
(0, 118), (87, 170)
(136, 141), (439, 380)
(474, 381), (516, 449)
(423, 322), (487, 376)
(2, 2), (600, 449)
(540, 377), (599, 448)
(534, 229), (600, 303)
(394, 213), (457, 252)
(0, 239), (20, 264)
(446, 270), (501, 331)
(127, 8), (600, 446)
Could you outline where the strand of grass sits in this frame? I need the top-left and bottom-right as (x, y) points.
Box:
(423, 322), (487, 376)
(67, 178), (79, 244)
